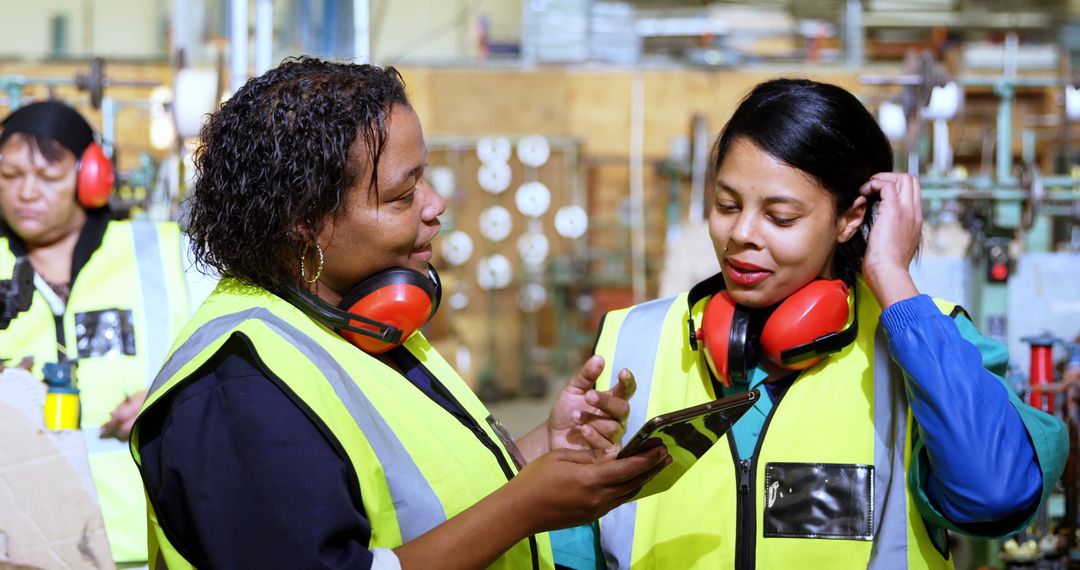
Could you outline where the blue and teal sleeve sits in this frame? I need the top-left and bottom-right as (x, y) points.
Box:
(881, 294), (1067, 537)
(550, 523), (603, 570)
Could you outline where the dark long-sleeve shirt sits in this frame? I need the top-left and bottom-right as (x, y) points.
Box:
(136, 334), (470, 570)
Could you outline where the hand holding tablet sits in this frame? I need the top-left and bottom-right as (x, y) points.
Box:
(617, 390), (759, 500)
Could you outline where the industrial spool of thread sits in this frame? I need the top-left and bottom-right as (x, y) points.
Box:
(1025, 338), (1056, 413)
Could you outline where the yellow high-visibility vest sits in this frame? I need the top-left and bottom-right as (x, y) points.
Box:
(131, 279), (555, 570)
(595, 279), (955, 569)
(1, 220), (194, 564)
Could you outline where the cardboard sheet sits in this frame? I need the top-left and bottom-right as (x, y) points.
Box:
(0, 368), (114, 570)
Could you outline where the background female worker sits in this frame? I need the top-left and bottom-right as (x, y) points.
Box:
(592, 79), (1068, 569)
(0, 100), (211, 565)
(131, 57), (669, 570)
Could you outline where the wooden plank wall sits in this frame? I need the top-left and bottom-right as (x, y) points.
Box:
(403, 66), (867, 157)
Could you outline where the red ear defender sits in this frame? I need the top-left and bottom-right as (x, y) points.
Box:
(698, 291), (736, 387)
(760, 279), (850, 370)
(76, 142), (114, 209)
(688, 274), (857, 385)
(696, 291), (763, 387)
(337, 268), (441, 354)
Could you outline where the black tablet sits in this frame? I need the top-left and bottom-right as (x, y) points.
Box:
(617, 389), (759, 500)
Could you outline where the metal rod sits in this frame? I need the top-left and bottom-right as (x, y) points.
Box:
(354, 0), (370, 63)
(230, 0), (249, 94)
(845, 0), (864, 67)
(255, 0), (274, 75)
(919, 187), (1080, 201)
(995, 81), (1014, 184)
(172, 0), (192, 62)
(100, 97), (116, 159)
(688, 114), (709, 225)
(921, 172), (1080, 190)
(0, 76), (157, 89)
(860, 75), (1071, 88)
(630, 76), (647, 303)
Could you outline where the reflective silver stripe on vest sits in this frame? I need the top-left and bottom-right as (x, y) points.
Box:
(132, 222), (170, 383)
(600, 296), (677, 570)
(868, 324), (909, 570)
(147, 307), (448, 542)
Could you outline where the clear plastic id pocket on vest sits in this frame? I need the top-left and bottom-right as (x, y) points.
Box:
(75, 308), (136, 358)
(763, 462), (874, 540)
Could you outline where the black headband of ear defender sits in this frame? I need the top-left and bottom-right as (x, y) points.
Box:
(0, 101), (95, 157)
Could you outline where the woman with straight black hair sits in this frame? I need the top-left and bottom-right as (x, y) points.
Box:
(591, 78), (1066, 569)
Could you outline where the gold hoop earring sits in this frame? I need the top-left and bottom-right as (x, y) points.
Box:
(301, 243), (323, 284)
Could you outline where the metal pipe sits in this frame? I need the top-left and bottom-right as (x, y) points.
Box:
(100, 96), (116, 159)
(230, 0), (249, 94)
(688, 114), (709, 224)
(861, 74), (1070, 88)
(995, 81), (1014, 184)
(322, 0), (337, 56)
(920, 173), (1080, 190)
(172, 0), (191, 62)
(630, 76), (647, 303)
(919, 186), (1080, 202)
(354, 0), (370, 63)
(255, 0), (273, 75)
(845, 0), (864, 67)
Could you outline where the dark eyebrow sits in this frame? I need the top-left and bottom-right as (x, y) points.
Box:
(385, 162), (427, 194)
(714, 178), (807, 207)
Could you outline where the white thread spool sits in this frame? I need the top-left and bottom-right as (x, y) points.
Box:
(173, 68), (219, 140)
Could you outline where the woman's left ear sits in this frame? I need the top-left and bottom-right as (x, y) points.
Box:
(836, 196), (867, 244)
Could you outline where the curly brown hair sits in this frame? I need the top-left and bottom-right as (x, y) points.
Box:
(185, 56), (410, 292)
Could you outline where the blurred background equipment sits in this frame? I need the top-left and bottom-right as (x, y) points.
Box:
(2, 3), (1080, 566)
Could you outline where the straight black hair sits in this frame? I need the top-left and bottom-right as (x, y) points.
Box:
(711, 78), (893, 283)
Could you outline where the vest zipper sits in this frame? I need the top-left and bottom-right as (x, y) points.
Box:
(735, 457), (755, 570)
(729, 376), (796, 570)
(428, 376), (541, 570)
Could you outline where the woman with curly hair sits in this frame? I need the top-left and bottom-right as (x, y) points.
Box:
(130, 57), (667, 570)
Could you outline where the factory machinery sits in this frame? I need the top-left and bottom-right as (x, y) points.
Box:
(3, 52), (1080, 568)
(0, 58), (219, 222)
(864, 43), (1080, 569)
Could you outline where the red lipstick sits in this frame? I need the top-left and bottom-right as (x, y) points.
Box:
(725, 258), (770, 287)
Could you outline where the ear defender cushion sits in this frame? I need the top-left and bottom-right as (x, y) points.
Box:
(760, 279), (850, 370)
(337, 268), (438, 354)
(76, 142), (114, 209)
(699, 291), (759, 387)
